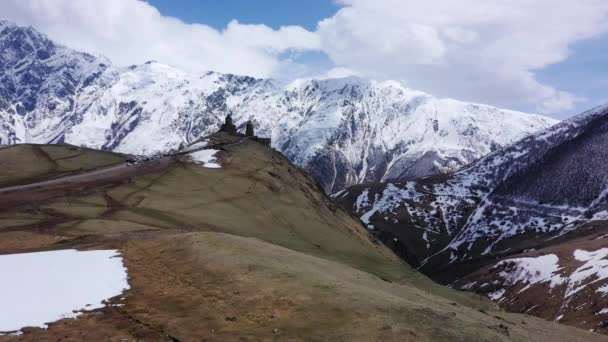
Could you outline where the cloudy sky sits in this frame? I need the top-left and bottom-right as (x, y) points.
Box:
(1, 0), (608, 118)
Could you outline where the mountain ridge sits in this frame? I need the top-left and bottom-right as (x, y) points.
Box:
(335, 103), (608, 333)
(0, 20), (557, 193)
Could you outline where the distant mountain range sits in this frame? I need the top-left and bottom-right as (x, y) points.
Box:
(0, 20), (556, 193)
(336, 104), (608, 333)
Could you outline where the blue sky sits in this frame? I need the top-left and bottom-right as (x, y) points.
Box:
(146, 0), (340, 31)
(536, 35), (608, 113)
(3, 0), (608, 119)
(145, 0), (338, 81)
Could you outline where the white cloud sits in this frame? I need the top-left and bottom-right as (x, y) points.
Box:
(1, 0), (608, 114)
(0, 0), (319, 78)
(320, 67), (360, 79)
(319, 0), (608, 113)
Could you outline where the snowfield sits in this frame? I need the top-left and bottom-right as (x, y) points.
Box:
(0, 249), (129, 333)
(189, 149), (221, 168)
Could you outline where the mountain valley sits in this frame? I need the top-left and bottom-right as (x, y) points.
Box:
(336, 104), (608, 333)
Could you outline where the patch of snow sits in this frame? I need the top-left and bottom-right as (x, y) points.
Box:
(0, 249), (129, 333)
(488, 248), (608, 309)
(330, 189), (347, 198)
(596, 308), (608, 315)
(525, 305), (539, 313)
(422, 231), (430, 249)
(495, 254), (565, 294)
(574, 303), (587, 311)
(358, 184), (413, 228)
(189, 149), (221, 168)
(355, 189), (370, 211)
(460, 281), (477, 290)
(597, 283), (608, 294)
(567, 248), (608, 297)
(181, 139), (209, 152)
(488, 289), (506, 301)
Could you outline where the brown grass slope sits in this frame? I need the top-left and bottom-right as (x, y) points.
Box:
(0, 134), (604, 341)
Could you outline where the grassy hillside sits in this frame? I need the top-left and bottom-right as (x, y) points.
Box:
(0, 144), (126, 187)
(0, 135), (604, 341)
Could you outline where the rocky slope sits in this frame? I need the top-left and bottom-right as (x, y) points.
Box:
(0, 20), (557, 193)
(335, 104), (608, 333)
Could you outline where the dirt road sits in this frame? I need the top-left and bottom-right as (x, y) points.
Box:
(0, 158), (174, 210)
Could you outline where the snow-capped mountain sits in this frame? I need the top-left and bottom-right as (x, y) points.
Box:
(0, 21), (557, 192)
(335, 104), (608, 332)
(337, 105), (608, 267)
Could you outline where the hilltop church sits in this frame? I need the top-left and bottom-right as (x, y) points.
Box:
(219, 115), (271, 146)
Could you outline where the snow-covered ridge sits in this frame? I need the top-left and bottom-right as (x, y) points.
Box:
(339, 104), (608, 270)
(0, 21), (557, 192)
(480, 249), (608, 319)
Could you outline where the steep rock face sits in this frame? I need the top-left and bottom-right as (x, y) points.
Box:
(335, 105), (608, 333)
(0, 21), (110, 145)
(0, 21), (557, 192)
(291, 80), (556, 192)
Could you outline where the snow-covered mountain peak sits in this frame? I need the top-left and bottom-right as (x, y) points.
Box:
(0, 21), (558, 192)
